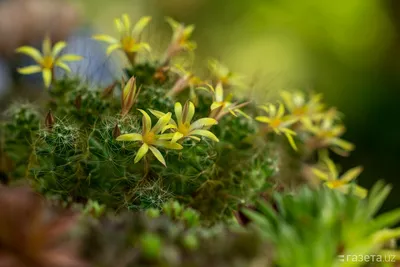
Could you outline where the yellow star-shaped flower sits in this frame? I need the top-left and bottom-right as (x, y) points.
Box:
(16, 36), (82, 88)
(116, 109), (182, 166)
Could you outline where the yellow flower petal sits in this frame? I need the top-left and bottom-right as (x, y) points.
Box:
(106, 44), (122, 55)
(277, 103), (285, 118)
(55, 61), (71, 73)
(132, 16), (152, 37)
(333, 184), (367, 198)
(190, 130), (219, 142)
(188, 136), (201, 142)
(281, 128), (297, 136)
(92, 34), (119, 44)
(51, 41), (67, 58)
(58, 54), (83, 62)
(183, 25), (195, 38)
(134, 143), (149, 163)
(210, 102), (224, 111)
(353, 185), (368, 198)
(149, 146), (166, 166)
(148, 109), (166, 118)
(184, 101), (195, 124)
(208, 59), (230, 80)
(17, 65), (42, 75)
(152, 112), (172, 134)
(311, 168), (329, 181)
(116, 133), (143, 142)
(228, 108), (238, 117)
(323, 157), (338, 179)
(171, 132), (184, 143)
(340, 166), (363, 183)
(165, 17), (180, 30)
(280, 91), (294, 111)
(189, 118), (218, 131)
(128, 43), (151, 53)
(155, 141), (183, 150)
(331, 126), (345, 137)
(269, 104), (276, 117)
(138, 109), (152, 134)
(255, 116), (271, 123)
(122, 14), (131, 30)
(215, 82), (224, 102)
(114, 18), (125, 34)
(331, 138), (355, 151)
(161, 124), (177, 133)
(258, 105), (269, 114)
(174, 102), (183, 126)
(42, 68), (52, 88)
(234, 108), (251, 119)
(284, 132), (298, 151)
(42, 36), (52, 56)
(15, 46), (43, 63)
(157, 133), (175, 140)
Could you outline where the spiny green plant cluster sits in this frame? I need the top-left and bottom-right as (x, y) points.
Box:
(0, 12), (399, 267)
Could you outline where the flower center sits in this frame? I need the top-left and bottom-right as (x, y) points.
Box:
(320, 130), (335, 139)
(178, 122), (191, 136)
(122, 36), (136, 51)
(327, 180), (344, 188)
(270, 118), (282, 128)
(220, 76), (229, 85)
(142, 131), (156, 145)
(42, 56), (54, 69)
(293, 106), (307, 116)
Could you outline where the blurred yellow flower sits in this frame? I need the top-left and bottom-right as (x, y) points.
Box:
(311, 154), (367, 198)
(116, 109), (182, 166)
(208, 59), (244, 88)
(255, 102), (298, 151)
(206, 82), (249, 120)
(163, 17), (196, 64)
(303, 108), (354, 155)
(15, 36), (82, 88)
(149, 101), (219, 143)
(168, 64), (204, 98)
(93, 14), (151, 64)
(280, 90), (324, 123)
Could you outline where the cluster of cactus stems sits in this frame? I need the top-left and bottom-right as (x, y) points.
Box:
(0, 13), (399, 267)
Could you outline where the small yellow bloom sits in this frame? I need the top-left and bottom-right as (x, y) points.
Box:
(121, 76), (141, 117)
(255, 102), (298, 151)
(206, 82), (249, 120)
(93, 14), (151, 62)
(163, 17), (196, 63)
(166, 17), (196, 51)
(15, 36), (82, 88)
(311, 154), (367, 198)
(303, 108), (354, 155)
(208, 59), (244, 88)
(280, 90), (324, 123)
(149, 101), (219, 143)
(171, 64), (203, 88)
(116, 109), (182, 166)
(168, 64), (204, 98)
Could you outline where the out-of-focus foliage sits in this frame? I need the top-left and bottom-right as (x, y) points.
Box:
(244, 182), (400, 267)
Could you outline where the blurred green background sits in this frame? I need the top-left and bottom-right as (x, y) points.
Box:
(4, 0), (400, 211)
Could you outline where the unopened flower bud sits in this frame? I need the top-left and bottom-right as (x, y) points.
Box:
(112, 123), (121, 139)
(121, 76), (140, 117)
(102, 81), (117, 98)
(45, 109), (55, 130)
(74, 95), (82, 110)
